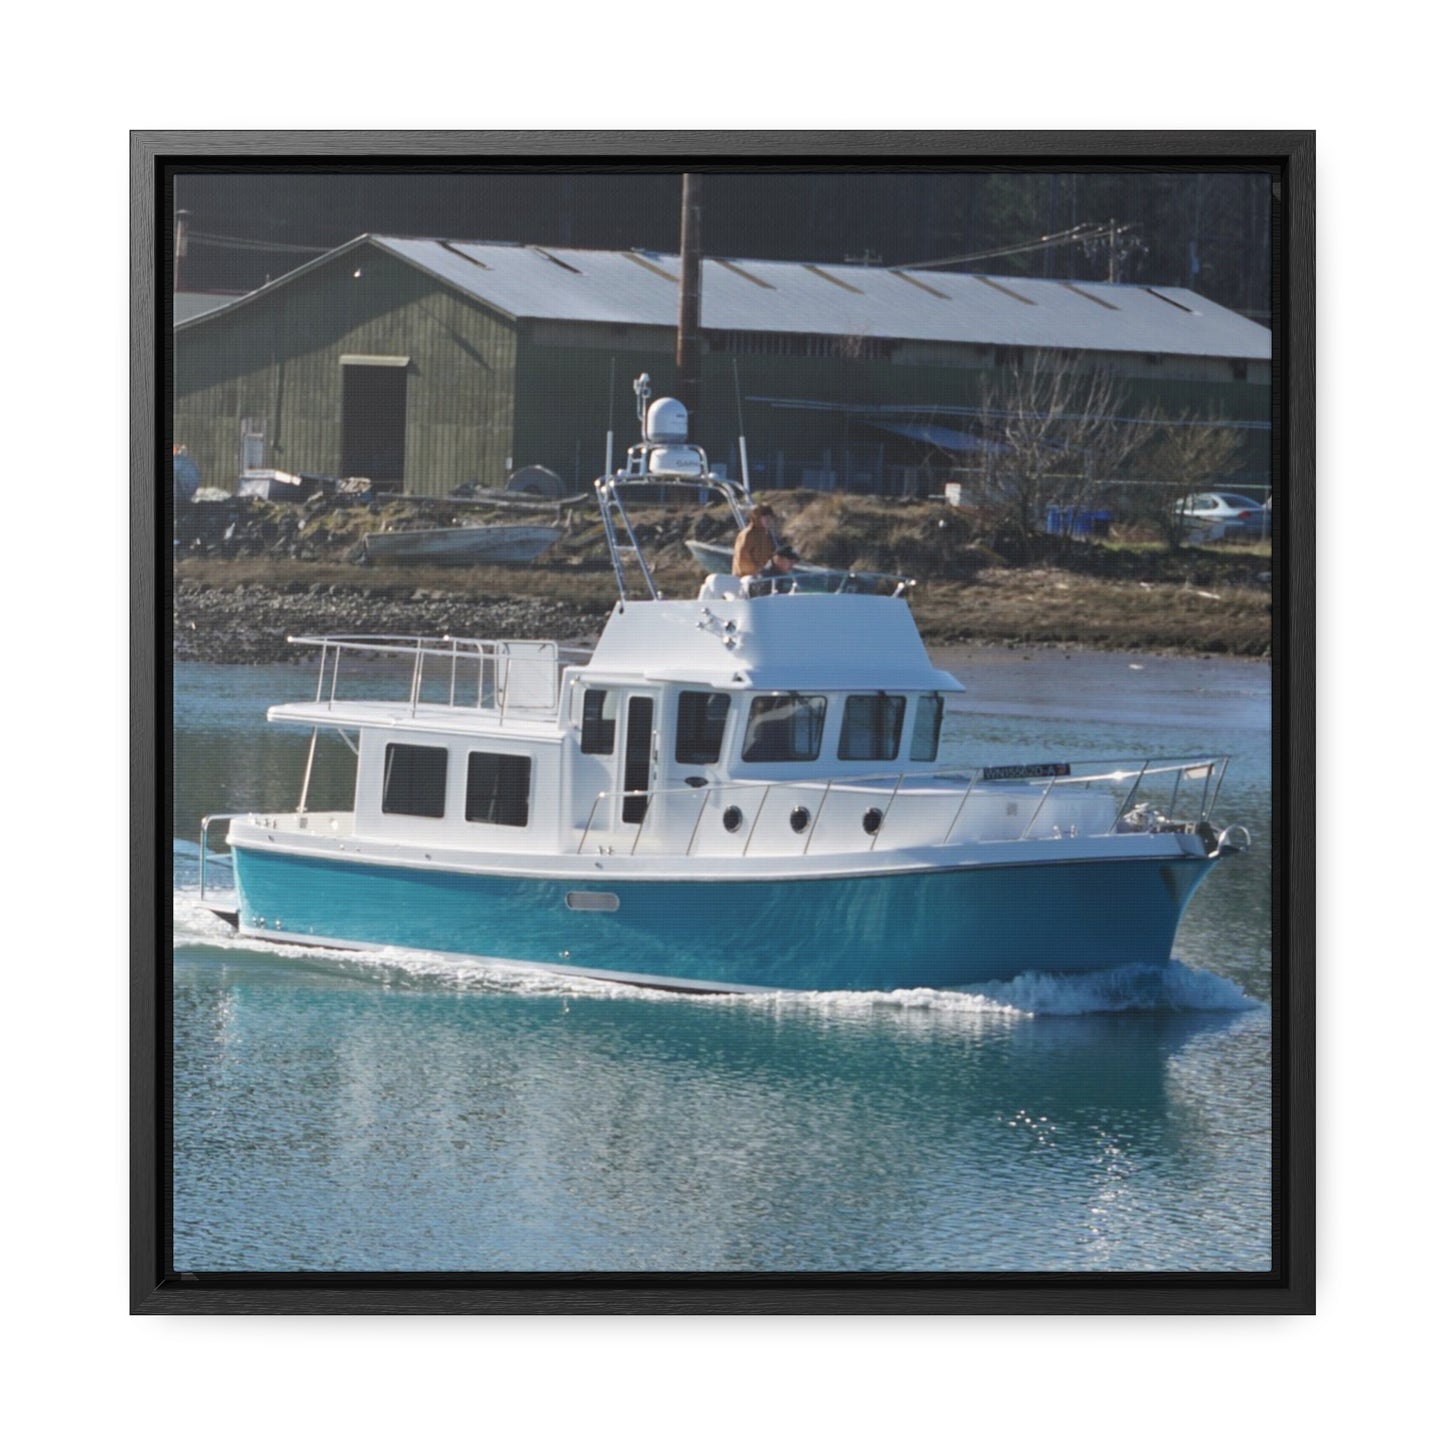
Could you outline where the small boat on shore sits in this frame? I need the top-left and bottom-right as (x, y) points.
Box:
(683, 538), (735, 573)
(361, 523), (560, 566)
(200, 379), (1249, 993)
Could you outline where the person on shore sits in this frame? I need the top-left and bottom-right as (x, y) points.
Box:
(732, 504), (778, 579)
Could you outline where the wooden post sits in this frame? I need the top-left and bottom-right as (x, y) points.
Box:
(676, 174), (703, 426)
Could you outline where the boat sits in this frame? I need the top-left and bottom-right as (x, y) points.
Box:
(684, 537), (740, 573)
(361, 523), (561, 566)
(237, 468), (317, 502)
(199, 378), (1250, 994)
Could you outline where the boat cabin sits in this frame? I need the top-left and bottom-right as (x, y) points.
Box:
(264, 587), (978, 863)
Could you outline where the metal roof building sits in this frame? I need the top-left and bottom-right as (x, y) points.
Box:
(174, 235), (1271, 499)
(364, 237), (1271, 360)
(174, 291), (244, 323)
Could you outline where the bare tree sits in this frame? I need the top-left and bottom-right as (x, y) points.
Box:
(1134, 414), (1245, 551)
(978, 351), (1152, 544)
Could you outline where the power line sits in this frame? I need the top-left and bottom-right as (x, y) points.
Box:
(746, 396), (1269, 431)
(903, 223), (1109, 271)
(185, 230), (333, 255)
(902, 221), (1141, 275)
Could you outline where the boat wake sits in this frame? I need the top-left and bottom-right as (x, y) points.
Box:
(706, 959), (1257, 1018)
(958, 959), (1258, 1016)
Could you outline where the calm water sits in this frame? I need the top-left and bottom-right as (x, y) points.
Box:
(171, 646), (1273, 1273)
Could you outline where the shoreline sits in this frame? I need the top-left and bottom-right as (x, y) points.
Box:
(171, 491), (1273, 664)
(172, 560), (1273, 666)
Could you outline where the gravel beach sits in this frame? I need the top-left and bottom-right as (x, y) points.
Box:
(172, 579), (609, 664)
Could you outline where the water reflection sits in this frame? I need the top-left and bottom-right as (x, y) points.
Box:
(173, 950), (1267, 1272)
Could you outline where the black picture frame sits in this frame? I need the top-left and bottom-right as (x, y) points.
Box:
(134, 131), (1314, 1314)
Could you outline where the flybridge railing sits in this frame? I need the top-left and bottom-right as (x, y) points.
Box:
(576, 755), (1238, 858)
(596, 462), (758, 603)
(287, 634), (593, 722)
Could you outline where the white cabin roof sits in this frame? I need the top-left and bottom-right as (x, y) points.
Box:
(581, 594), (965, 694)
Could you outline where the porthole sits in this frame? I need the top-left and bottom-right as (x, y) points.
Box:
(565, 891), (620, 912)
(790, 805), (811, 834)
(722, 806), (744, 833)
(862, 807), (883, 835)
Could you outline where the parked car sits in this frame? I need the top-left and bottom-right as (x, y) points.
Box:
(1177, 491), (1271, 542)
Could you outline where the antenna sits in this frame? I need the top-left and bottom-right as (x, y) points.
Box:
(605, 357), (616, 476)
(732, 360), (751, 495)
(634, 372), (651, 427)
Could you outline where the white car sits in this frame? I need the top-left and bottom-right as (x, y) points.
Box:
(1177, 492), (1271, 542)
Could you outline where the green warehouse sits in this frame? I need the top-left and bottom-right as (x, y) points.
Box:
(173, 234), (1272, 499)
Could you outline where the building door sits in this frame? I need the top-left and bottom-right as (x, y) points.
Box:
(341, 363), (407, 485)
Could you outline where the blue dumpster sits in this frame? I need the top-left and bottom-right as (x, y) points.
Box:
(1045, 507), (1111, 537)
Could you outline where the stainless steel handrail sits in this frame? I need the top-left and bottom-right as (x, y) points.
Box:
(284, 633), (592, 719)
(573, 755), (1230, 856)
(867, 770), (907, 852)
(198, 813), (247, 901)
(1020, 774), (1059, 840)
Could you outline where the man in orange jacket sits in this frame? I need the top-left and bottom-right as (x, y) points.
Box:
(732, 503), (778, 578)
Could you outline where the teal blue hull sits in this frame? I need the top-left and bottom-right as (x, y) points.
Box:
(230, 845), (1215, 992)
(228, 843), (1219, 994)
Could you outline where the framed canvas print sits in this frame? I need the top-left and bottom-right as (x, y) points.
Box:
(134, 131), (1313, 1313)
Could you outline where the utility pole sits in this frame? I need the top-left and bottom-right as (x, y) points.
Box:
(676, 174), (703, 427)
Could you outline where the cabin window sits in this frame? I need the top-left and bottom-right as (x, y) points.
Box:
(382, 743), (448, 818)
(838, 694), (907, 761)
(580, 688), (617, 755)
(465, 752), (532, 828)
(675, 691), (730, 764)
(741, 695), (827, 763)
(910, 693), (945, 762)
(622, 696), (654, 824)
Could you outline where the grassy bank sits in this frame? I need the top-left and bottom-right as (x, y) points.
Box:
(172, 492), (1273, 658)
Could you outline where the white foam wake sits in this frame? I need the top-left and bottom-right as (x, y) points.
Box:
(969, 959), (1259, 1015)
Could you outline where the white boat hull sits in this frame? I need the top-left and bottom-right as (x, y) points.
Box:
(363, 524), (560, 565)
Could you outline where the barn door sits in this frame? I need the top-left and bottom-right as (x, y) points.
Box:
(341, 362), (408, 485)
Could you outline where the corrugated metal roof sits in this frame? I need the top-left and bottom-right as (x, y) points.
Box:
(176, 234), (1271, 362)
(863, 420), (1008, 454)
(174, 292), (240, 322)
(374, 237), (1271, 361)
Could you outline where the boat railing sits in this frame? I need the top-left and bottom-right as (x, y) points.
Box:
(574, 755), (1230, 858)
(734, 570), (916, 599)
(597, 471), (750, 602)
(287, 633), (593, 721)
(198, 813), (245, 900)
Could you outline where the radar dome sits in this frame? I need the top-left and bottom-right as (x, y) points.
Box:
(645, 397), (689, 443)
